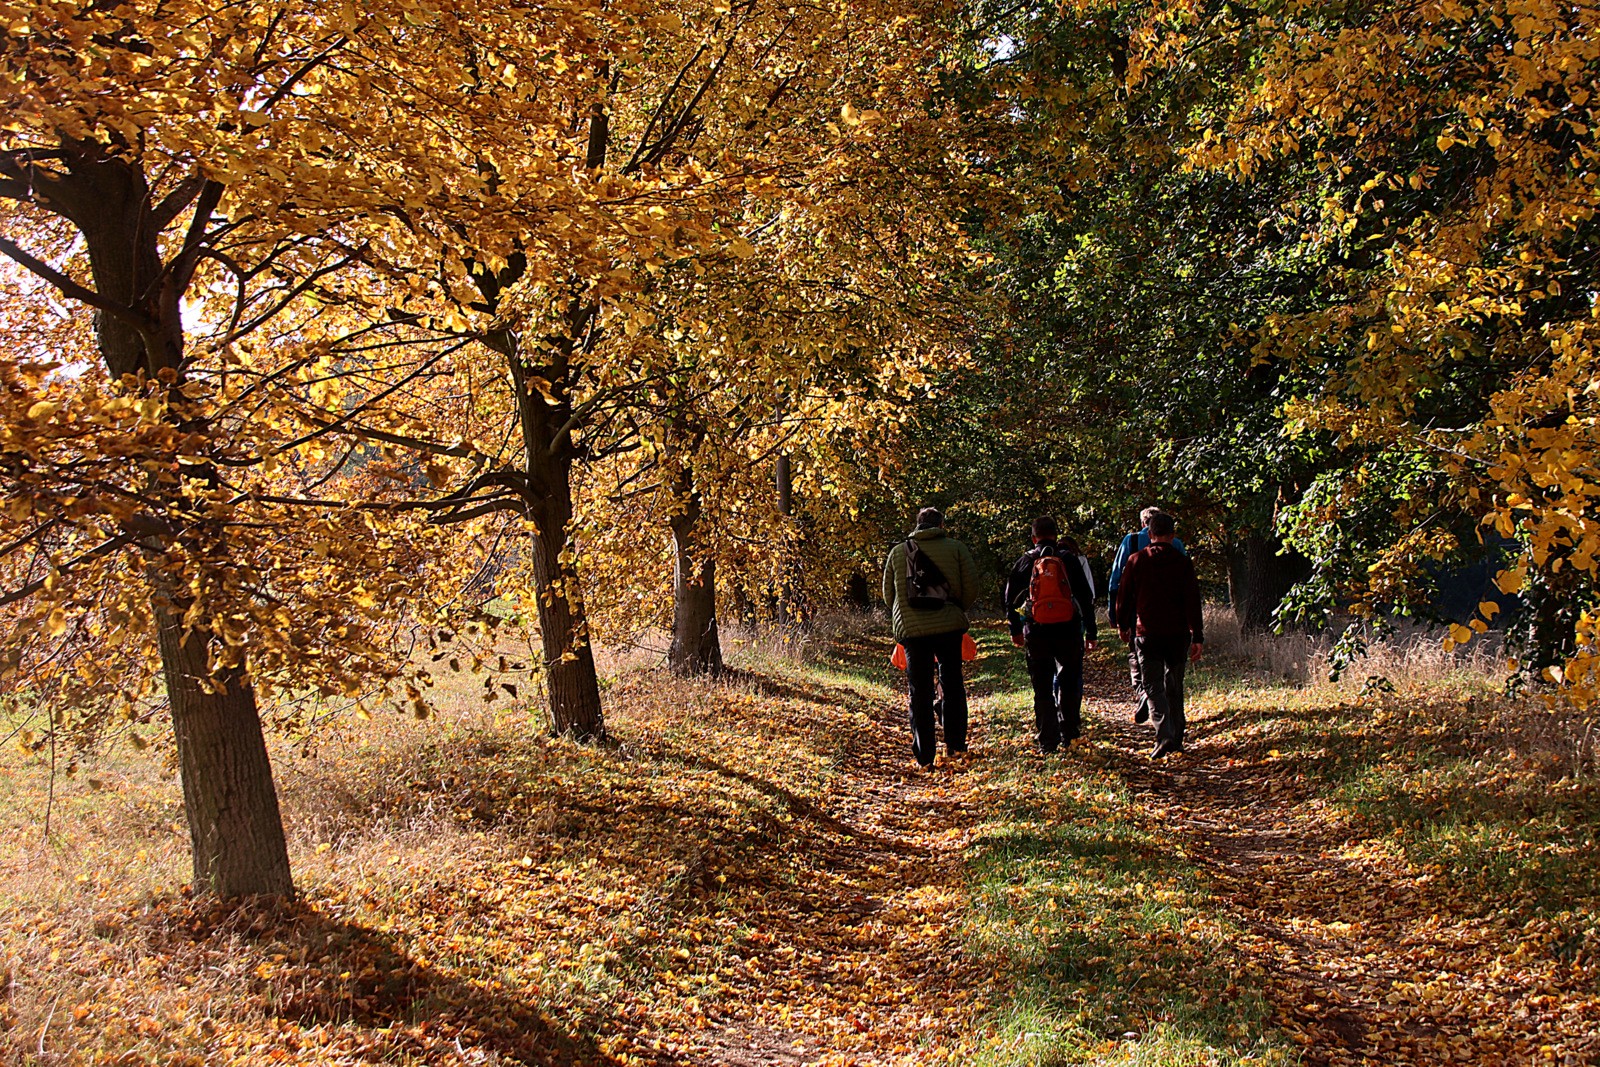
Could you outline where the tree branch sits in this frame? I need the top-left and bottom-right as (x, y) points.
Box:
(150, 172), (208, 231)
(0, 236), (151, 330)
(0, 532), (141, 609)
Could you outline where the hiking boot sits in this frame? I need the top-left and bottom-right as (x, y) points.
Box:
(1151, 739), (1183, 760)
(1134, 702), (1150, 725)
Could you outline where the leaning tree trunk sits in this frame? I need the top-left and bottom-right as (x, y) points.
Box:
(1227, 532), (1312, 632)
(61, 145), (294, 897)
(154, 585), (294, 897)
(668, 482), (723, 676)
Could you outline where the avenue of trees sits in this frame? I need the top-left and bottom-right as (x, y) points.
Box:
(2, 0), (1596, 897)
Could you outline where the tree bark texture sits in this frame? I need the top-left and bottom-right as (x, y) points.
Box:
(155, 581), (294, 897)
(1227, 533), (1312, 632)
(775, 454), (793, 516)
(668, 485), (723, 676)
(526, 482), (607, 738)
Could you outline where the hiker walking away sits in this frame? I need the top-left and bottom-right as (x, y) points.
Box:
(1116, 511), (1203, 759)
(1049, 534), (1097, 709)
(1004, 517), (1098, 753)
(1107, 507), (1185, 725)
(882, 507), (980, 770)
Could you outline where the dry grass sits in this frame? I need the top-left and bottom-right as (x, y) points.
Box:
(0, 626), (990, 1066)
(1200, 605), (1504, 690)
(1195, 605), (1598, 781)
(5, 611), (1597, 1065)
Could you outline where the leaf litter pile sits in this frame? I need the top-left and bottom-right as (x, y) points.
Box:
(3, 626), (1598, 1065)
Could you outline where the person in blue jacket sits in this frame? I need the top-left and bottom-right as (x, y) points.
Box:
(1106, 508), (1185, 723)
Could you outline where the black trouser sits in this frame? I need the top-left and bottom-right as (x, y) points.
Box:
(1133, 634), (1189, 748)
(1128, 648), (1149, 719)
(1026, 620), (1083, 751)
(904, 630), (968, 766)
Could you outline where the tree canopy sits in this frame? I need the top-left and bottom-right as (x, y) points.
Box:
(2, 0), (1597, 896)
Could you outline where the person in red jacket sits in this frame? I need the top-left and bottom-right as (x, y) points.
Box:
(1115, 511), (1204, 758)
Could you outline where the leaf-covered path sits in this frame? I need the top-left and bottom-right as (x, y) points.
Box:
(1055, 647), (1600, 1067)
(634, 624), (1597, 1066)
(641, 659), (1001, 1066)
(737, 623), (1598, 1065)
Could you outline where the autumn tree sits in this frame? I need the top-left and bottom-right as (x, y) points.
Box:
(0, 5), (473, 895)
(353, 0), (994, 697)
(0, 1), (664, 894)
(1130, 0), (1600, 697)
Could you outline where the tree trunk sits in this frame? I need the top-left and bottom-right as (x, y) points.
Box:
(772, 453), (804, 625)
(775, 454), (793, 516)
(846, 570), (872, 611)
(60, 146), (294, 898)
(1228, 532), (1311, 632)
(527, 486), (606, 737)
(496, 327), (606, 741)
(1516, 558), (1583, 686)
(668, 485), (723, 676)
(729, 582), (757, 627)
(155, 587), (294, 897)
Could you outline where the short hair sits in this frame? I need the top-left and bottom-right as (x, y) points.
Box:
(1140, 506), (1161, 527)
(1031, 516), (1058, 540)
(1148, 512), (1176, 537)
(1059, 535), (1081, 555)
(915, 507), (944, 528)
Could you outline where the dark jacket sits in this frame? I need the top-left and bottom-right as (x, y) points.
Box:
(1116, 541), (1204, 641)
(1108, 530), (1185, 616)
(882, 526), (980, 641)
(1002, 542), (1098, 642)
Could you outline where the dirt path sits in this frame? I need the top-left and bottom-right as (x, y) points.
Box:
(1080, 652), (1597, 1066)
(681, 636), (1598, 1066)
(670, 663), (997, 1067)
(9, 633), (1593, 1066)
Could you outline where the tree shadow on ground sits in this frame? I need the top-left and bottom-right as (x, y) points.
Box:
(966, 786), (1278, 1057)
(268, 646), (994, 1064)
(96, 894), (612, 1066)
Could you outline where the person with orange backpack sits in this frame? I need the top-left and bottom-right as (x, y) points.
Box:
(1003, 516), (1099, 753)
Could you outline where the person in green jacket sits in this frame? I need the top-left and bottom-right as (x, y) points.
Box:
(882, 507), (980, 769)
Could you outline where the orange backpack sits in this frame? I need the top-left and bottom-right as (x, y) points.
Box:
(1029, 551), (1076, 624)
